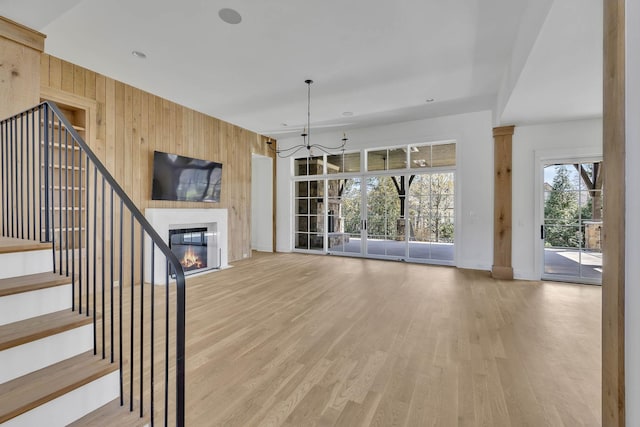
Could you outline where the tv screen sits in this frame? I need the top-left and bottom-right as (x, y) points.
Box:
(151, 151), (222, 202)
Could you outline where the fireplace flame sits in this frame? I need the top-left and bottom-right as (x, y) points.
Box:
(181, 247), (203, 269)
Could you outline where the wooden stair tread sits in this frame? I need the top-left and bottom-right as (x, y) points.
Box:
(0, 309), (91, 351)
(0, 271), (71, 297)
(0, 237), (50, 254)
(0, 351), (118, 424)
(68, 398), (150, 427)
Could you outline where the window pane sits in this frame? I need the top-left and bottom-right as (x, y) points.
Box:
(327, 152), (360, 173)
(310, 234), (324, 249)
(410, 145), (431, 169)
(307, 157), (324, 175)
(296, 216), (308, 232)
(294, 158), (308, 176)
(309, 199), (324, 215)
(309, 180), (324, 197)
(544, 224), (582, 248)
(325, 155), (342, 174)
(294, 156), (324, 176)
(295, 233), (309, 249)
(432, 143), (456, 166)
(407, 172), (455, 262)
(296, 199), (308, 214)
(295, 181), (308, 197)
(367, 149), (406, 171)
(367, 150), (387, 171)
(583, 220), (602, 251)
(343, 152), (360, 172)
(309, 216), (324, 233)
(387, 148), (406, 169)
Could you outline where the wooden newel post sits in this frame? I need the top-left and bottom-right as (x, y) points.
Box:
(492, 125), (515, 280)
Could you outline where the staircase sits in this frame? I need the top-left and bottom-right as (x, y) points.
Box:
(0, 238), (120, 426)
(0, 102), (186, 426)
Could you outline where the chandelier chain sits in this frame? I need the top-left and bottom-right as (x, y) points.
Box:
(266, 79), (348, 158)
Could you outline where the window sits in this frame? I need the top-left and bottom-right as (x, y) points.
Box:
(367, 148), (406, 171)
(326, 151), (361, 174)
(294, 156), (324, 176)
(291, 141), (456, 264)
(294, 180), (325, 249)
(410, 143), (456, 169)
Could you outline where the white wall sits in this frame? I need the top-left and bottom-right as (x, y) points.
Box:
(251, 155), (273, 252)
(626, 0), (640, 422)
(276, 110), (494, 271)
(512, 119), (602, 280)
(495, 0), (554, 123)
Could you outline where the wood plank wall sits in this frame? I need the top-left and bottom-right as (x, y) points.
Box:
(40, 54), (275, 262)
(0, 16), (44, 119)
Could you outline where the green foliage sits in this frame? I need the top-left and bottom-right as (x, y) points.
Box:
(365, 177), (400, 238)
(335, 173), (455, 244)
(544, 166), (581, 247)
(408, 173), (454, 243)
(340, 179), (361, 234)
(579, 198), (593, 222)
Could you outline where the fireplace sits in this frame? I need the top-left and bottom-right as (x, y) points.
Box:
(168, 227), (218, 276)
(145, 208), (229, 282)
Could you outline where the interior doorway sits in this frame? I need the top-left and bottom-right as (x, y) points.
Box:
(251, 154), (273, 252)
(541, 161), (603, 284)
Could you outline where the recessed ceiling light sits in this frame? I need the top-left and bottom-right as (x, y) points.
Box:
(426, 98), (435, 103)
(342, 111), (354, 117)
(219, 8), (242, 24)
(131, 50), (147, 59)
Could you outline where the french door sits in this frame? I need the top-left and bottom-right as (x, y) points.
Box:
(326, 178), (362, 255)
(541, 161), (603, 284)
(322, 172), (455, 264)
(406, 173), (454, 262)
(292, 142), (456, 264)
(365, 176), (403, 258)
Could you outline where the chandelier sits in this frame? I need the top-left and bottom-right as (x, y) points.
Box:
(266, 79), (348, 158)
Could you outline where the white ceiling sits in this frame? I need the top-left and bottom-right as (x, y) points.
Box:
(0, 0), (602, 136)
(500, 0), (602, 125)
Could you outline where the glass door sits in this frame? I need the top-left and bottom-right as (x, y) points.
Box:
(327, 178), (363, 255)
(407, 173), (455, 262)
(542, 162), (603, 284)
(365, 176), (403, 258)
(294, 179), (325, 251)
(291, 142), (456, 265)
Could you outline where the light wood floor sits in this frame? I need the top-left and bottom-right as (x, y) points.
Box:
(177, 252), (600, 426)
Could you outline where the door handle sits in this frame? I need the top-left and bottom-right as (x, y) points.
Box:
(362, 219), (367, 230)
(540, 225), (545, 239)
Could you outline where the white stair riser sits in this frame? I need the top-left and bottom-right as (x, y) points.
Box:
(0, 250), (52, 279)
(0, 324), (93, 383)
(1, 370), (119, 427)
(0, 284), (72, 326)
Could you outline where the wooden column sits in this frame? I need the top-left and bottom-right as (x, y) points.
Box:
(602, 0), (625, 424)
(491, 125), (515, 280)
(0, 16), (45, 119)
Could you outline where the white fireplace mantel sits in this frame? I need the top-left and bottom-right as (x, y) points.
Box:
(145, 208), (229, 281)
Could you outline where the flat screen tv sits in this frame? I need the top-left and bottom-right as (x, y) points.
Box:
(151, 151), (223, 202)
